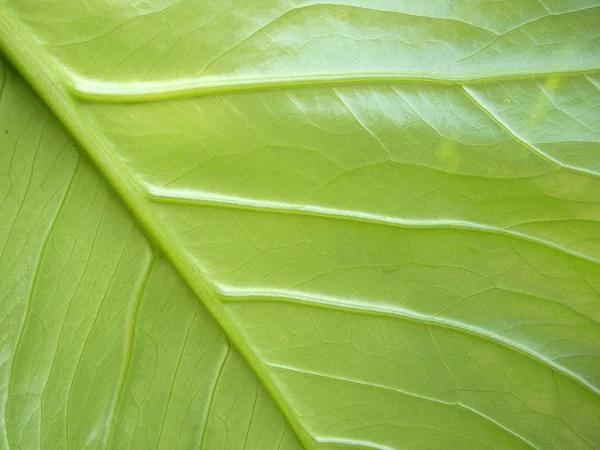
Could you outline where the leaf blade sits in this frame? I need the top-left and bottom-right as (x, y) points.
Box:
(2, 1), (600, 448)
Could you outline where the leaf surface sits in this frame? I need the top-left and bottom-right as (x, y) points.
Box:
(1, 1), (600, 449)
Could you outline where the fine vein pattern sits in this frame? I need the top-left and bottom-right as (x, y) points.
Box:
(1, 1), (600, 449)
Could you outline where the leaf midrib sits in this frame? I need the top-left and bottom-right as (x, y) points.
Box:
(0, 10), (314, 449)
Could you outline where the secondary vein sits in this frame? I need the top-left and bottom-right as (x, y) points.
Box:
(68, 69), (600, 103)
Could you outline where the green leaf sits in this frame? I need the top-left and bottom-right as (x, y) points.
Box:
(1, 1), (599, 449)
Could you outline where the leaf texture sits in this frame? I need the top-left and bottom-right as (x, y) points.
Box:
(1, 1), (600, 449)
(0, 58), (300, 450)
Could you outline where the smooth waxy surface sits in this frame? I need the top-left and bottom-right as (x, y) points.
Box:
(1, 1), (600, 448)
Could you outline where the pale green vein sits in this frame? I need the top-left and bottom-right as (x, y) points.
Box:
(65, 219), (131, 449)
(461, 86), (598, 178)
(0, 12), (313, 449)
(314, 440), (393, 450)
(331, 86), (391, 160)
(38, 169), (104, 448)
(0, 117), (45, 264)
(104, 254), (155, 450)
(156, 309), (199, 449)
(147, 189), (600, 266)
(68, 69), (600, 103)
(266, 362), (455, 405)
(199, 342), (230, 450)
(457, 404), (538, 450)
(241, 376), (260, 450)
(267, 363), (537, 450)
(550, 371), (595, 450)
(2, 157), (78, 449)
(584, 74), (600, 90)
(219, 289), (600, 397)
(276, 424), (288, 450)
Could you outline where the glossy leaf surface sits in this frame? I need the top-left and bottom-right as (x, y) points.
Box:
(1, 1), (600, 449)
